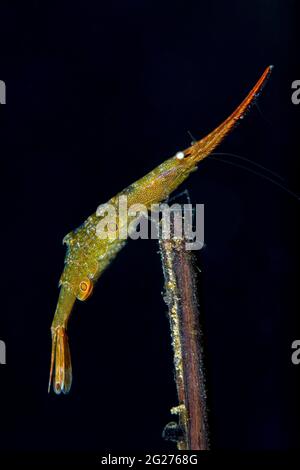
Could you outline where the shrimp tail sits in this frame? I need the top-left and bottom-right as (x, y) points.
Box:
(49, 285), (75, 394)
(48, 325), (72, 395)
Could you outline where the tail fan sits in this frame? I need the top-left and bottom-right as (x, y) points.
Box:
(48, 326), (72, 394)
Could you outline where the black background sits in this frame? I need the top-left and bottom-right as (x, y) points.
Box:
(0, 0), (299, 456)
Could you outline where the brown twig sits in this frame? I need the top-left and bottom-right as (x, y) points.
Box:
(159, 214), (209, 450)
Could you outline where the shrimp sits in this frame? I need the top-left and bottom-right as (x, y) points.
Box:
(49, 66), (273, 394)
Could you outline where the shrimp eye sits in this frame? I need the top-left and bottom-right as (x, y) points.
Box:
(78, 278), (93, 301)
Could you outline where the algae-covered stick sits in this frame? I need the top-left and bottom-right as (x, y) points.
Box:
(159, 214), (209, 450)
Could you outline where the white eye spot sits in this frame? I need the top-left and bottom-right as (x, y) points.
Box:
(176, 151), (185, 160)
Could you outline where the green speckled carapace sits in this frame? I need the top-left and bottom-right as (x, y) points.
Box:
(49, 66), (272, 394)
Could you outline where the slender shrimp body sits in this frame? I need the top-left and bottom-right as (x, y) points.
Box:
(49, 66), (273, 394)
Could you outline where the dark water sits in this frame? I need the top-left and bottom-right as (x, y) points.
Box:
(0, 0), (299, 459)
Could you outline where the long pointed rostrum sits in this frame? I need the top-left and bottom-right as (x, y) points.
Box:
(184, 65), (273, 164)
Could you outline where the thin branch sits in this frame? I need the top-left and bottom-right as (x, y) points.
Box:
(159, 214), (209, 450)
